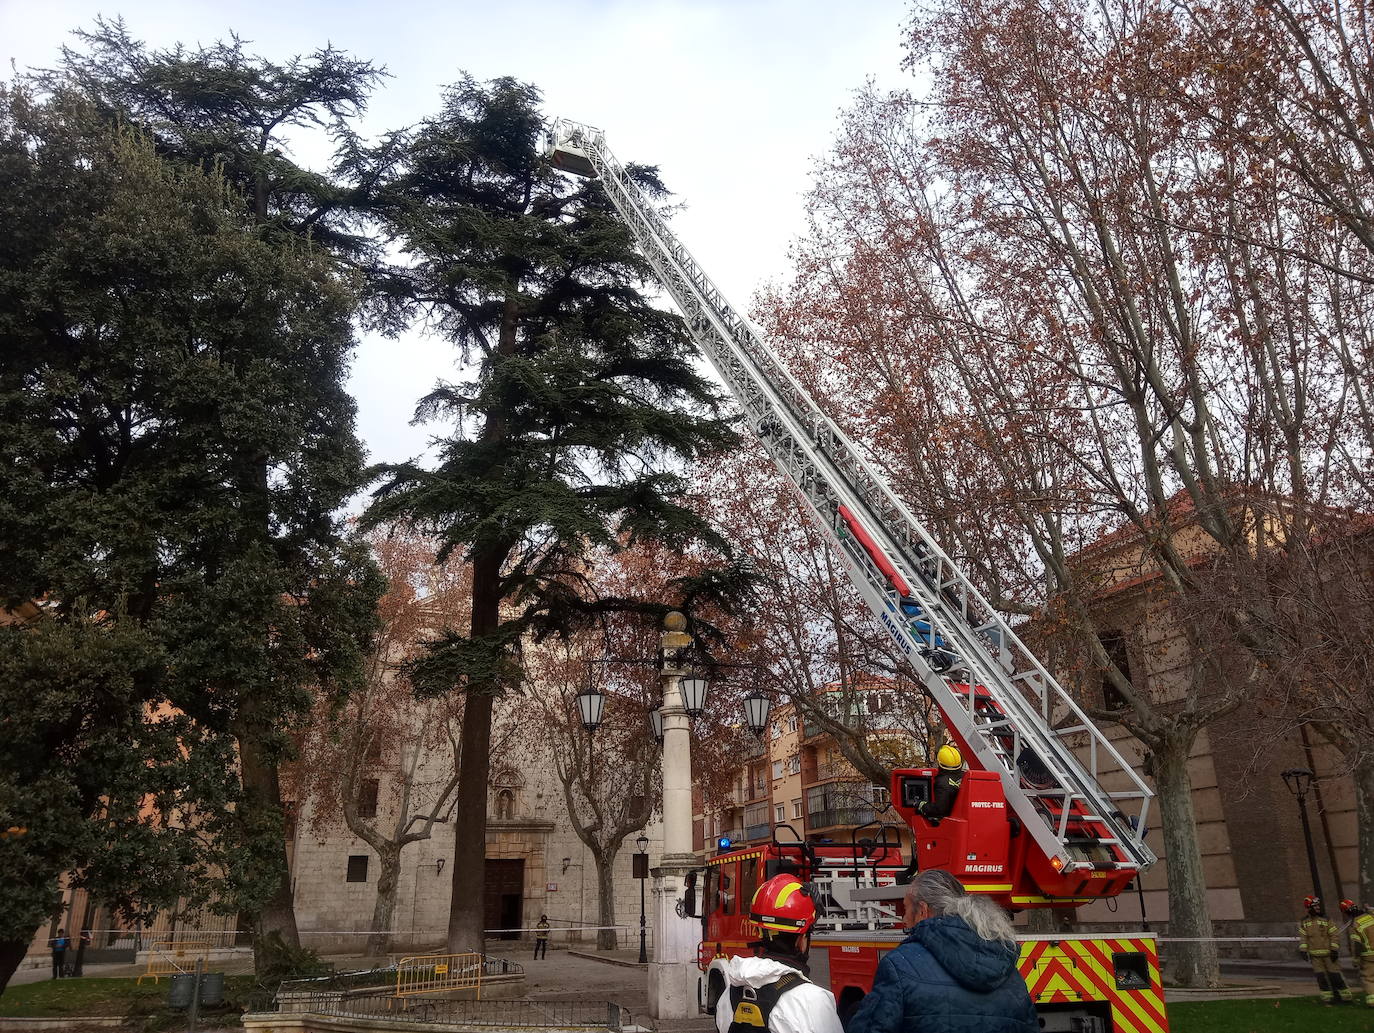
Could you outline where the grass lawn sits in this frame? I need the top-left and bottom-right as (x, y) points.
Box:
(0, 975), (258, 1029)
(1169, 995), (1374, 1031)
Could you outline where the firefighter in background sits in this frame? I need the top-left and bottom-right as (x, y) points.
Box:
(712, 875), (842, 1033)
(1300, 896), (1354, 1004)
(1340, 899), (1374, 1007)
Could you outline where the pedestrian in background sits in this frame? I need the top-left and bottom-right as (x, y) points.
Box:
(534, 915), (550, 960)
(50, 929), (69, 980)
(846, 871), (1037, 1033)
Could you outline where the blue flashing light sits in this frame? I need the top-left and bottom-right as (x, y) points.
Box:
(717, 836), (733, 851)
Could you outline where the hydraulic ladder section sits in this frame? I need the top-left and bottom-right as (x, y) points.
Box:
(546, 121), (1156, 890)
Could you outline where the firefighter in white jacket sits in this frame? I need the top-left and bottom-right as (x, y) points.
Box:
(713, 874), (843, 1033)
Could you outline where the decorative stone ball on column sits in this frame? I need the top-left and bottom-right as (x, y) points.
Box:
(661, 610), (693, 660)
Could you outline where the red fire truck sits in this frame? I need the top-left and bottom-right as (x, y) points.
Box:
(547, 122), (1168, 1033)
(695, 778), (1166, 1033)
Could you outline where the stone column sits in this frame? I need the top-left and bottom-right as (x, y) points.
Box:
(649, 612), (703, 1020)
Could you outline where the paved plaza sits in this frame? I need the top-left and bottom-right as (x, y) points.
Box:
(4, 941), (1335, 1029)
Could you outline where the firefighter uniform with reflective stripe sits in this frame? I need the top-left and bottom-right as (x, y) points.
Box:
(1349, 912), (1374, 1006)
(1301, 914), (1353, 1003)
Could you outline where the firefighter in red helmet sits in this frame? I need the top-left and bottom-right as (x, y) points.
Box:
(713, 874), (842, 1033)
(1301, 896), (1354, 1004)
(1340, 899), (1374, 1007)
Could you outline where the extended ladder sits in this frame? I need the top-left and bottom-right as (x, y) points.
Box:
(547, 121), (1156, 881)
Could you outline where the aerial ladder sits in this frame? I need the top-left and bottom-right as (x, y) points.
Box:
(547, 121), (1156, 909)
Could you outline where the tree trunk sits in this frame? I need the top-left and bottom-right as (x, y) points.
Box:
(445, 545), (505, 955)
(1353, 756), (1374, 905)
(368, 846), (403, 957)
(239, 729), (301, 957)
(1153, 731), (1220, 987)
(0, 935), (33, 997)
(595, 850), (619, 951)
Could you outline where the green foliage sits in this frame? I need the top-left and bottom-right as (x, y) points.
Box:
(12, 22), (391, 951)
(366, 75), (741, 689)
(0, 76), (379, 965)
(1167, 996), (1371, 1032)
(41, 16), (389, 257)
(0, 975), (260, 1028)
(251, 931), (329, 990)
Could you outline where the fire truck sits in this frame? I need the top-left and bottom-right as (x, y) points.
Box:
(547, 123), (1168, 1033)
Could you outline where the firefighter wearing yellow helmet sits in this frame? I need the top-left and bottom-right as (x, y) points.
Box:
(918, 745), (964, 823)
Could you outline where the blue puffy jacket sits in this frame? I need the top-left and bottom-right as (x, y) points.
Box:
(845, 915), (1037, 1033)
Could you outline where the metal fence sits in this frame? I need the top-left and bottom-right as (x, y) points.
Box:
(136, 939), (215, 985)
(395, 952), (483, 998)
(272, 990), (629, 1029)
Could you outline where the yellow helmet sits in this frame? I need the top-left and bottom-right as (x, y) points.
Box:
(936, 744), (963, 770)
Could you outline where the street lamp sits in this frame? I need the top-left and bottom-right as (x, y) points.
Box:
(648, 707), (664, 745)
(1282, 767), (1324, 900)
(743, 688), (772, 737)
(633, 833), (650, 964)
(576, 684), (606, 734)
(680, 674), (709, 718)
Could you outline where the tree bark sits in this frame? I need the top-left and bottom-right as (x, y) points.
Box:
(238, 729), (301, 954)
(0, 935), (33, 997)
(445, 544), (505, 955)
(1153, 731), (1220, 987)
(368, 845), (403, 957)
(1353, 757), (1374, 906)
(595, 849), (619, 951)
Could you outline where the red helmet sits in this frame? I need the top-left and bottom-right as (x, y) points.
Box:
(749, 875), (817, 936)
(1341, 899), (1360, 915)
(1305, 895), (1322, 911)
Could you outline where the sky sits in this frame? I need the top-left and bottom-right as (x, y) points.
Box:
(1, 0), (911, 473)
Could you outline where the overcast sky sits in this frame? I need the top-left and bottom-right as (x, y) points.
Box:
(2, 0), (910, 473)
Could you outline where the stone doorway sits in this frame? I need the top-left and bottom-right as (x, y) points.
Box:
(484, 858), (524, 940)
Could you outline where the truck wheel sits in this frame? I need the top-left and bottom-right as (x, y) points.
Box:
(838, 986), (865, 1025)
(706, 969), (726, 1015)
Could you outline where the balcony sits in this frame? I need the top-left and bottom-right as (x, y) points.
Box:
(803, 710), (863, 740)
(807, 806), (878, 832)
(716, 828), (744, 848)
(745, 823), (772, 842)
(806, 761), (851, 784)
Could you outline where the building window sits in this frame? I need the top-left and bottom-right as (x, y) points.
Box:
(787, 715), (798, 733)
(770, 722), (781, 740)
(495, 789), (515, 820)
(775, 804), (786, 823)
(787, 754), (800, 775)
(346, 855), (369, 883)
(792, 799), (803, 819)
(744, 801), (770, 840)
(356, 779), (379, 819)
(772, 760), (784, 782)
(1098, 632), (1131, 710)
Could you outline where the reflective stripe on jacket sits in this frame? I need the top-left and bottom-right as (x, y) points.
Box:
(1300, 916), (1339, 955)
(1351, 913), (1374, 956)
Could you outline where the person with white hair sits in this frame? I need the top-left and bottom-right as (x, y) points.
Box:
(846, 870), (1037, 1033)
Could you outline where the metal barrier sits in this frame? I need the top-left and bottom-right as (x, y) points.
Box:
(136, 939), (214, 985)
(395, 952), (483, 998)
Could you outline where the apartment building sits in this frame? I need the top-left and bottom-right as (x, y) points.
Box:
(694, 683), (925, 860)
